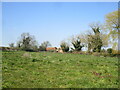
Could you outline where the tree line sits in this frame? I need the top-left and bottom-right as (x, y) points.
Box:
(59, 10), (119, 55)
(9, 10), (119, 56)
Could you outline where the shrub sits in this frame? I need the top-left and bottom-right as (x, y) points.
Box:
(60, 41), (69, 52)
(69, 50), (73, 53)
(39, 46), (46, 51)
(71, 37), (83, 51)
(107, 48), (112, 54)
(110, 54), (117, 57)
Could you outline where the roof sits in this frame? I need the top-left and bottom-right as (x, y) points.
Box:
(46, 47), (57, 51)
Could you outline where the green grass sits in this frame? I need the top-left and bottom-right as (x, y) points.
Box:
(2, 51), (118, 88)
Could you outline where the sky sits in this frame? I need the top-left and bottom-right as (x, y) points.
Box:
(2, 2), (118, 47)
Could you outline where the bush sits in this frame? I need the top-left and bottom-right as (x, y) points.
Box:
(100, 52), (117, 57)
(39, 46), (46, 51)
(60, 42), (69, 52)
(25, 49), (36, 52)
(109, 54), (117, 57)
(107, 48), (112, 54)
(69, 50), (73, 53)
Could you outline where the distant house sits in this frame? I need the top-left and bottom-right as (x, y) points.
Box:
(46, 47), (63, 53)
(46, 47), (57, 52)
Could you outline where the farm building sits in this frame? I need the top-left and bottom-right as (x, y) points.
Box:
(46, 47), (63, 53)
(46, 47), (57, 52)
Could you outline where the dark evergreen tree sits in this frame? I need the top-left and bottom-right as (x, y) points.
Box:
(72, 37), (83, 51)
(60, 41), (69, 52)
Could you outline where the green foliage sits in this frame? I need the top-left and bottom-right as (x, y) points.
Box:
(72, 37), (83, 51)
(2, 51), (118, 88)
(105, 11), (120, 50)
(60, 41), (69, 52)
(88, 23), (103, 52)
(105, 11), (119, 31)
(107, 48), (113, 54)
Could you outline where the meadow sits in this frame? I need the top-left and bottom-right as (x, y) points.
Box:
(2, 51), (118, 88)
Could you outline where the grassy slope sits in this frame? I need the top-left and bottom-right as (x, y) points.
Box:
(2, 51), (118, 88)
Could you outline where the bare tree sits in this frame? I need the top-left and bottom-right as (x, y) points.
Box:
(39, 41), (51, 51)
(17, 33), (38, 51)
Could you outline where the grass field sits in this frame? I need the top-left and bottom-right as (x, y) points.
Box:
(2, 51), (118, 88)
